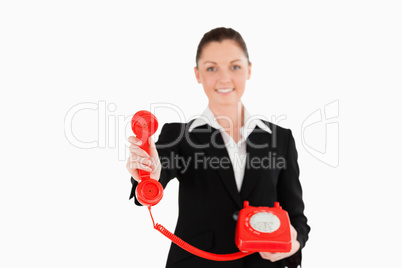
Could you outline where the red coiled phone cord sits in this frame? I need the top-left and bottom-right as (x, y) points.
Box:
(147, 207), (254, 261)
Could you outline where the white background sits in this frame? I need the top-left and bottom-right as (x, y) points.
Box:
(1, 1), (401, 267)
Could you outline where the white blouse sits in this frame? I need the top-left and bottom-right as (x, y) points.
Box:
(189, 106), (271, 191)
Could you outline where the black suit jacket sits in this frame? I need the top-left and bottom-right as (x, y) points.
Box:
(130, 120), (310, 268)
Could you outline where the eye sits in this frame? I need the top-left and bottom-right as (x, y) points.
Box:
(231, 65), (241, 70)
(207, 67), (216, 72)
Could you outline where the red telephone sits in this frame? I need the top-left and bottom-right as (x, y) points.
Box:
(131, 110), (163, 207)
(131, 111), (292, 261)
(235, 201), (292, 253)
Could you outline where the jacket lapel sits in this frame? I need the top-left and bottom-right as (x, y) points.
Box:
(190, 125), (243, 209)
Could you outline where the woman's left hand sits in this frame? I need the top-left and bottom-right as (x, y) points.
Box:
(259, 224), (300, 262)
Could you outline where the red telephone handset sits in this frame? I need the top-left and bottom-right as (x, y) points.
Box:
(131, 110), (163, 207)
(132, 111), (292, 261)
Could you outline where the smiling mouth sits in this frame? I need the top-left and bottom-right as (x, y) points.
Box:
(216, 88), (234, 93)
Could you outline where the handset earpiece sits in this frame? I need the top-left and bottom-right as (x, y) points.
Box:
(131, 110), (163, 206)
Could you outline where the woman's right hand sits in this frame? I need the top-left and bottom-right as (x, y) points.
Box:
(126, 136), (161, 182)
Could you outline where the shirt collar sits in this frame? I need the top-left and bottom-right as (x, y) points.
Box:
(188, 106), (272, 139)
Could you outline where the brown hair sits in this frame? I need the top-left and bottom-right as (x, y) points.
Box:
(195, 27), (250, 67)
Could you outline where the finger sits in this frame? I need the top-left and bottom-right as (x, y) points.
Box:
(148, 136), (159, 158)
(129, 153), (153, 167)
(126, 162), (140, 181)
(259, 252), (274, 261)
(259, 252), (285, 262)
(127, 161), (153, 172)
(129, 155), (153, 168)
(128, 136), (142, 145)
(129, 145), (151, 159)
(269, 253), (284, 262)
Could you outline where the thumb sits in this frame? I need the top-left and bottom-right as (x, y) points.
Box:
(148, 136), (161, 181)
(148, 136), (159, 159)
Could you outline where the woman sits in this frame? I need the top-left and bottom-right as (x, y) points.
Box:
(127, 27), (310, 268)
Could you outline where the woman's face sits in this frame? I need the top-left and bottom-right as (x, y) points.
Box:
(194, 40), (251, 108)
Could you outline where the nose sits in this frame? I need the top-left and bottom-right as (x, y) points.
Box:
(218, 69), (231, 84)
